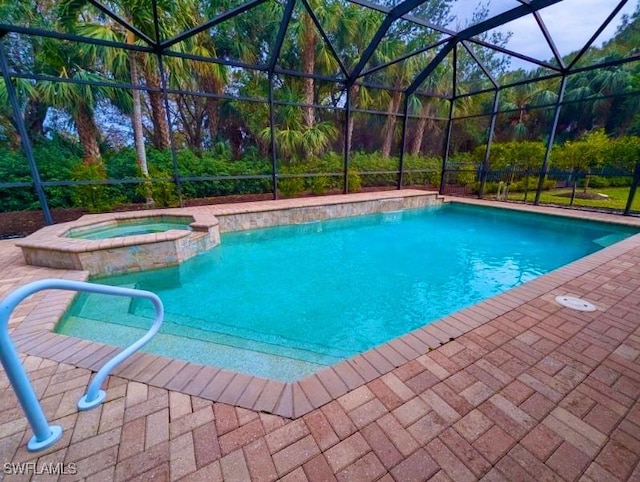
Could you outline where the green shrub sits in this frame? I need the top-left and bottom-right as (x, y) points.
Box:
(607, 176), (633, 187)
(579, 175), (609, 189)
(309, 175), (330, 195)
(475, 181), (500, 195)
(145, 166), (180, 207)
(347, 168), (362, 192)
(278, 177), (305, 197)
(71, 161), (122, 213)
(509, 176), (555, 192)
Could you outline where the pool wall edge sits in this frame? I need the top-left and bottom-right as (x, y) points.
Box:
(8, 192), (640, 419)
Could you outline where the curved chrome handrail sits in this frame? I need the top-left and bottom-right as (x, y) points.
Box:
(0, 279), (164, 451)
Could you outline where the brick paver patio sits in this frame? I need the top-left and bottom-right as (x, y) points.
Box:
(1, 196), (639, 481)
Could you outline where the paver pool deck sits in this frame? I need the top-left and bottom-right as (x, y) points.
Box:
(0, 192), (639, 481)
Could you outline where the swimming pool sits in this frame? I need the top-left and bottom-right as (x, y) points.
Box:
(57, 202), (638, 381)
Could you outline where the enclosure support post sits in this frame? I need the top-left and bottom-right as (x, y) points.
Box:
(535, 74), (566, 205)
(439, 46), (457, 195)
(268, 74), (278, 199)
(624, 161), (640, 215)
(157, 53), (184, 207)
(267, 0), (295, 200)
(478, 89), (500, 199)
(150, 0), (184, 207)
(343, 82), (352, 194)
(0, 39), (53, 225)
(440, 98), (454, 195)
(397, 93), (410, 190)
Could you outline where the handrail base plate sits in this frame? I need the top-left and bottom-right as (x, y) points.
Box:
(27, 425), (63, 452)
(77, 390), (107, 411)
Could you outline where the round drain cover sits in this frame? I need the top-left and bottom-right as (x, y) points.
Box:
(555, 296), (596, 312)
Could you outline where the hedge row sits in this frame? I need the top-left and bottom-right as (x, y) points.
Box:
(0, 142), (442, 212)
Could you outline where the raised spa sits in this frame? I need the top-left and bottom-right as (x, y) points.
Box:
(66, 216), (193, 240)
(17, 211), (220, 276)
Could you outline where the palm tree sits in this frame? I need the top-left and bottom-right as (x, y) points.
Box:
(300, 9), (317, 130)
(58, 0), (176, 177)
(36, 39), (115, 164)
(499, 76), (557, 141)
(336, 4), (381, 153)
(172, 0), (228, 146)
(408, 83), (448, 156)
(277, 0), (344, 156)
(258, 85), (337, 161)
(372, 37), (423, 158)
(0, 78), (38, 149)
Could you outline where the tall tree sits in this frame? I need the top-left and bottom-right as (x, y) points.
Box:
(364, 0), (454, 157)
(36, 39), (115, 164)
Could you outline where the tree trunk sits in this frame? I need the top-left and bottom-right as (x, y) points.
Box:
(176, 96), (205, 150)
(127, 42), (148, 176)
(301, 12), (316, 130)
(347, 84), (359, 154)
(583, 168), (591, 193)
(74, 104), (101, 163)
(409, 101), (431, 156)
(144, 64), (171, 150)
(203, 74), (223, 144)
(381, 90), (402, 158)
(25, 98), (47, 142)
(127, 29), (153, 204)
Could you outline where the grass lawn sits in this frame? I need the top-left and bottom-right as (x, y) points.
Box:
(507, 186), (640, 211)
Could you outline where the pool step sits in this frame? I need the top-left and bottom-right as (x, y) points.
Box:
(130, 305), (352, 361)
(72, 284), (137, 318)
(62, 315), (325, 382)
(593, 232), (629, 247)
(70, 303), (346, 365)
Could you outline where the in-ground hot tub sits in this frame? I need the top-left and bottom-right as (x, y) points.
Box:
(17, 211), (220, 277)
(66, 216), (194, 240)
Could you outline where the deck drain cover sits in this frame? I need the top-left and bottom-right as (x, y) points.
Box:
(555, 296), (596, 312)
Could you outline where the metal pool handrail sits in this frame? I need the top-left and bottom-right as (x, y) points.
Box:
(0, 278), (164, 451)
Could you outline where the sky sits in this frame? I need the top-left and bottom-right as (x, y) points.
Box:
(449, 0), (638, 70)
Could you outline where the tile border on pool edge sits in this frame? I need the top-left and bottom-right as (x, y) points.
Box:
(9, 193), (640, 419)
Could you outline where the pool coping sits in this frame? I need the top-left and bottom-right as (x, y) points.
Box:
(8, 191), (640, 419)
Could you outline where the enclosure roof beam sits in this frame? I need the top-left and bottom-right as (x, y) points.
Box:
(455, 0), (563, 40)
(345, 0), (455, 37)
(406, 41), (455, 96)
(268, 0), (296, 74)
(163, 49), (267, 71)
(346, 0), (563, 72)
(160, 0), (269, 51)
(273, 67), (344, 82)
(349, 0), (441, 83)
(87, 0), (156, 48)
(300, 0), (349, 77)
(453, 71), (562, 100)
(467, 38), (561, 72)
(532, 11), (565, 70)
(569, 50), (640, 75)
(407, 0), (563, 96)
(6, 71), (160, 93)
(460, 41), (498, 89)
(360, 38), (449, 78)
(0, 24), (155, 53)
(568, 0), (630, 70)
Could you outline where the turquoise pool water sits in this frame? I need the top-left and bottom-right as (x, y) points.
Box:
(58, 203), (637, 381)
(67, 220), (191, 240)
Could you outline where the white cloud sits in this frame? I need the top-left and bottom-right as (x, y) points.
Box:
(449, 0), (637, 69)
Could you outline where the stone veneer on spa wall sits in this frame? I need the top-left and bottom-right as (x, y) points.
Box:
(17, 191), (441, 277)
(17, 211), (221, 277)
